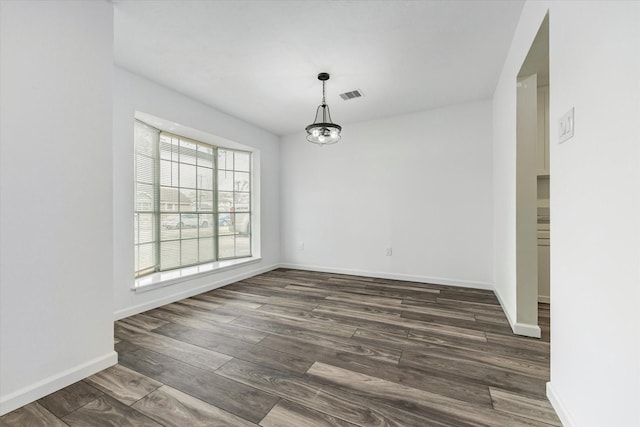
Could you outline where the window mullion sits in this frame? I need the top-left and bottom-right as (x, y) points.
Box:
(153, 127), (161, 273)
(214, 147), (219, 262)
(248, 154), (252, 257)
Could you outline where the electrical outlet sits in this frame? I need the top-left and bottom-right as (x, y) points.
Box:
(386, 248), (392, 256)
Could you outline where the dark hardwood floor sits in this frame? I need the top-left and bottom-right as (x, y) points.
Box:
(1, 269), (560, 426)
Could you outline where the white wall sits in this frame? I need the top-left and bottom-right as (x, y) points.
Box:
(0, 1), (117, 415)
(280, 101), (493, 288)
(493, 1), (640, 425)
(515, 74), (540, 333)
(492, 4), (546, 332)
(113, 67), (281, 319)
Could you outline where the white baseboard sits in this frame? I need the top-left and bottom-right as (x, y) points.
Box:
(0, 351), (117, 416)
(547, 381), (576, 427)
(493, 286), (517, 328)
(538, 295), (550, 304)
(114, 263), (281, 320)
(513, 322), (542, 338)
(1, 264), (279, 416)
(494, 285), (542, 338)
(279, 263), (494, 290)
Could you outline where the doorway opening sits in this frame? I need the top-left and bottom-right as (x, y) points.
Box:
(515, 14), (549, 339)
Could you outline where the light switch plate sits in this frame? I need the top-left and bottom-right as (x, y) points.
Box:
(559, 108), (574, 143)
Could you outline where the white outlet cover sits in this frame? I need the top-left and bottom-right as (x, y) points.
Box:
(559, 107), (574, 143)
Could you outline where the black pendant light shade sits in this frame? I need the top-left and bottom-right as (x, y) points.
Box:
(306, 72), (342, 145)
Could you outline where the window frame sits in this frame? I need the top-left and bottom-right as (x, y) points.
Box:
(134, 120), (253, 279)
(134, 121), (160, 278)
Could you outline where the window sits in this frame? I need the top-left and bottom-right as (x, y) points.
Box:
(134, 120), (252, 278)
(217, 149), (251, 259)
(134, 121), (158, 277)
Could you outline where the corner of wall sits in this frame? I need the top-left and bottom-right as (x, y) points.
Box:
(113, 262), (281, 320)
(546, 381), (577, 427)
(0, 352), (117, 416)
(493, 282), (541, 338)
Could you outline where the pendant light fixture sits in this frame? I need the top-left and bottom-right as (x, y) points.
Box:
(305, 72), (341, 145)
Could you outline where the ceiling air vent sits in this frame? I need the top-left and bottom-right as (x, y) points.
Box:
(339, 90), (363, 100)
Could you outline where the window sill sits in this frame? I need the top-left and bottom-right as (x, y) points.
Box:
(133, 256), (262, 293)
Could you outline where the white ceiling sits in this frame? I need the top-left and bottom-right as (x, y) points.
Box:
(114, 0), (525, 136)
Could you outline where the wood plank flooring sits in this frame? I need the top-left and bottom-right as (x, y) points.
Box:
(0, 268), (560, 426)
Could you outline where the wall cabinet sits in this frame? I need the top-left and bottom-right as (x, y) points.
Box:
(536, 86), (550, 175)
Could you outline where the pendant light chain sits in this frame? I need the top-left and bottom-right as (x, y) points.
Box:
(322, 80), (327, 122)
(322, 80), (326, 105)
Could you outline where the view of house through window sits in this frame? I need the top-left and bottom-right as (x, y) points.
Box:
(134, 120), (251, 278)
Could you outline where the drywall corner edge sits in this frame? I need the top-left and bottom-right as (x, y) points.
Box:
(494, 283), (541, 338)
(494, 282), (516, 326)
(512, 322), (541, 338)
(0, 351), (117, 416)
(547, 381), (577, 427)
